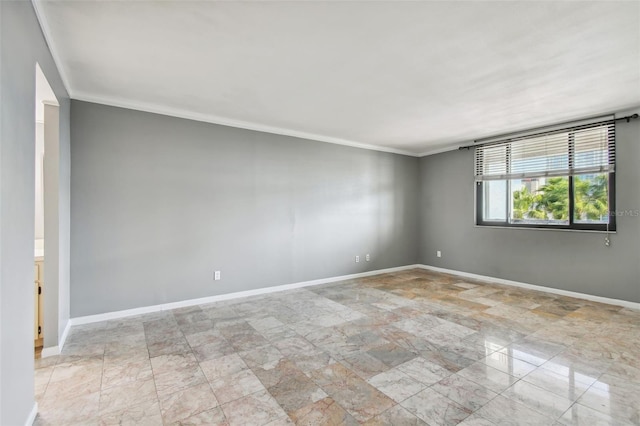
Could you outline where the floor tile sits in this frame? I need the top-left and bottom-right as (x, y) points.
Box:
(480, 352), (537, 378)
(309, 363), (395, 422)
(367, 343), (417, 368)
(37, 391), (101, 425)
(558, 402), (635, 426)
(475, 395), (555, 425)
(150, 353), (207, 398)
(396, 356), (451, 385)
(367, 368), (425, 403)
(339, 352), (390, 380)
(267, 374), (327, 413)
(32, 269), (640, 426)
(456, 413), (497, 425)
(167, 406), (228, 425)
(501, 338), (566, 366)
(457, 362), (518, 393)
(159, 382), (218, 423)
(576, 376), (640, 424)
(209, 368), (266, 405)
(221, 389), (287, 425)
(289, 397), (358, 425)
(502, 380), (572, 419)
(199, 353), (248, 381)
(98, 378), (157, 415)
(401, 387), (471, 425)
(521, 366), (591, 401)
(431, 374), (497, 412)
(240, 344), (285, 370)
(101, 357), (153, 390)
(362, 404), (427, 425)
(99, 399), (162, 426)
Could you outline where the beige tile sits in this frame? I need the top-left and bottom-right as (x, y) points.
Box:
(339, 352), (390, 380)
(362, 404), (426, 426)
(480, 352), (537, 378)
(221, 389), (287, 425)
(457, 362), (518, 393)
(267, 374), (327, 414)
(521, 366), (591, 401)
(38, 391), (101, 425)
(367, 368), (425, 403)
(167, 406), (228, 425)
(101, 357), (153, 389)
(34, 366), (54, 399)
(475, 395), (555, 426)
(151, 352), (207, 397)
(309, 363), (395, 422)
(98, 378), (158, 415)
(397, 356), (451, 385)
(401, 387), (471, 425)
(159, 382), (218, 423)
(558, 403), (635, 426)
(99, 400), (162, 426)
(502, 380), (572, 419)
(210, 368), (266, 404)
(199, 353), (247, 381)
(49, 356), (103, 384)
(32, 270), (640, 426)
(289, 397), (358, 426)
(431, 374), (497, 412)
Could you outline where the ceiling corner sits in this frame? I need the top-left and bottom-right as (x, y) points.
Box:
(32, 0), (74, 98)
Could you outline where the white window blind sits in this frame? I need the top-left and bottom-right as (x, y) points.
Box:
(474, 121), (615, 181)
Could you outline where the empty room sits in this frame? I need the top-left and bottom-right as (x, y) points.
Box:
(1, 1), (639, 425)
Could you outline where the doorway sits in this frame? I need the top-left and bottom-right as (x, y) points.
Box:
(34, 63), (59, 358)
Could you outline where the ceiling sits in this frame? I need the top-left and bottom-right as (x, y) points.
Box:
(35, 1), (640, 156)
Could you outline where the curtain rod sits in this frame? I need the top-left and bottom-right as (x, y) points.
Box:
(459, 113), (639, 151)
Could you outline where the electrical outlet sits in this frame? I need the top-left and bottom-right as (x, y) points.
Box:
(366, 254), (370, 261)
(436, 250), (442, 258)
(355, 255), (360, 263)
(214, 270), (221, 280)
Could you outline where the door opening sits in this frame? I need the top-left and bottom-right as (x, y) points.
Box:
(34, 63), (58, 359)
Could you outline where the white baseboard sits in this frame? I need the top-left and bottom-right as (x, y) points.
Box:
(419, 264), (640, 310)
(58, 319), (71, 348)
(70, 264), (422, 326)
(41, 346), (59, 358)
(25, 402), (38, 426)
(40, 319), (72, 358)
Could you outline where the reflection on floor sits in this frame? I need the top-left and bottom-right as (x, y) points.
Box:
(34, 269), (639, 425)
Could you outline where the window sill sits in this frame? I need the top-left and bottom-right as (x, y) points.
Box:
(474, 224), (616, 234)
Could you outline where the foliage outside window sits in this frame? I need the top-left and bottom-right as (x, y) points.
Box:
(475, 120), (615, 231)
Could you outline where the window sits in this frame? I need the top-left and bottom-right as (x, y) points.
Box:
(475, 120), (615, 231)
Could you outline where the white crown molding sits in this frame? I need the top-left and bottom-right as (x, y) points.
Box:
(70, 264), (422, 326)
(418, 264), (640, 310)
(31, 0), (73, 97)
(417, 143), (463, 157)
(25, 402), (38, 426)
(417, 106), (640, 158)
(73, 91), (421, 157)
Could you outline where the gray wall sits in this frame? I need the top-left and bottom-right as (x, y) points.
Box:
(70, 101), (420, 317)
(419, 115), (640, 303)
(0, 2), (71, 425)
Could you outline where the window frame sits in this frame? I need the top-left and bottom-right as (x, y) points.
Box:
(475, 127), (616, 232)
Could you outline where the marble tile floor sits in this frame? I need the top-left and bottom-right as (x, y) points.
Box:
(33, 269), (640, 425)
